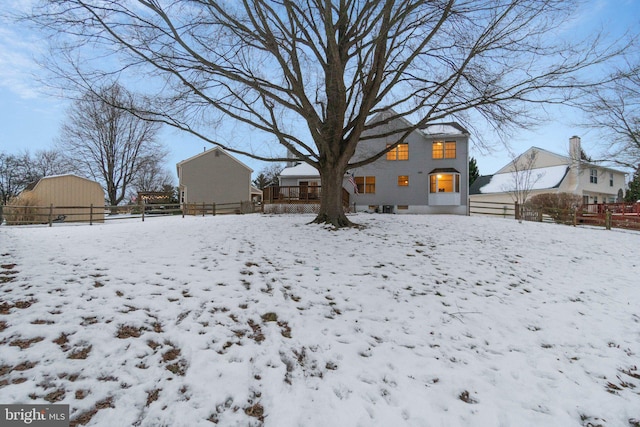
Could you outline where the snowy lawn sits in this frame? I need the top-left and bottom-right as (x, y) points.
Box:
(0, 214), (639, 427)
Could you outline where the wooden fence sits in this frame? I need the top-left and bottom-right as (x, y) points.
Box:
(0, 201), (257, 226)
(468, 200), (517, 218)
(469, 200), (640, 231)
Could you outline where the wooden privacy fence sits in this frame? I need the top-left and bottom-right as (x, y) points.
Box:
(0, 201), (257, 226)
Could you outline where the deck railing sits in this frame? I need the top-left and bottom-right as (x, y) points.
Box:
(262, 186), (350, 207)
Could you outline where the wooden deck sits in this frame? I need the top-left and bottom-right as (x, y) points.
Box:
(262, 186), (350, 207)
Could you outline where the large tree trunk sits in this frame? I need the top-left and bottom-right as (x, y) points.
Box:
(312, 165), (353, 228)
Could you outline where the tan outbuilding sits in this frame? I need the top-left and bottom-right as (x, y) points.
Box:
(177, 147), (254, 208)
(21, 174), (105, 223)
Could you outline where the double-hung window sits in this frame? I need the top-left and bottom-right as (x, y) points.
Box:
(432, 141), (456, 159)
(355, 176), (376, 194)
(386, 143), (409, 160)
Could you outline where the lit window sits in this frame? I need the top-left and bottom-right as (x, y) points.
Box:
(432, 141), (456, 159)
(355, 176), (376, 194)
(398, 175), (409, 186)
(386, 143), (409, 160)
(590, 169), (598, 184)
(430, 173), (460, 193)
(432, 142), (444, 159)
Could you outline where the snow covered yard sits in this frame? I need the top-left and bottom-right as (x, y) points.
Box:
(0, 214), (638, 427)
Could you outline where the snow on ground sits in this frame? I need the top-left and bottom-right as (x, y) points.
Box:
(0, 214), (639, 427)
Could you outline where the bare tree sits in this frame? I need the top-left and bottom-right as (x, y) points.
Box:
(131, 156), (174, 194)
(253, 164), (284, 190)
(503, 149), (545, 219)
(579, 60), (640, 169)
(59, 83), (165, 206)
(30, 148), (74, 178)
(0, 149), (73, 205)
(25, 0), (620, 226)
(0, 152), (30, 205)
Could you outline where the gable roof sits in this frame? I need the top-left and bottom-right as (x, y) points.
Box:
(474, 165), (570, 194)
(420, 122), (469, 136)
(279, 162), (319, 177)
(176, 147), (253, 173)
(366, 109), (469, 139)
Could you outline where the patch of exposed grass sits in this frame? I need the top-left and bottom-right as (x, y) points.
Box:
(68, 345), (92, 360)
(9, 336), (44, 349)
(44, 389), (66, 403)
(116, 325), (142, 339)
(162, 348), (181, 362)
(146, 388), (161, 406)
(13, 361), (38, 371)
(70, 397), (114, 427)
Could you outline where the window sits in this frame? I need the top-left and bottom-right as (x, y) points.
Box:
(355, 176), (376, 194)
(609, 172), (614, 187)
(430, 173), (460, 193)
(397, 175), (409, 186)
(432, 141), (456, 159)
(590, 168), (598, 184)
(386, 143), (409, 160)
(445, 141), (456, 158)
(397, 205), (408, 210)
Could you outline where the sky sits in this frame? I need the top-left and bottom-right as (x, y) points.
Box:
(0, 213), (639, 426)
(0, 0), (638, 181)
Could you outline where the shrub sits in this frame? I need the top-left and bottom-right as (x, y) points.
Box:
(526, 193), (582, 224)
(3, 193), (43, 225)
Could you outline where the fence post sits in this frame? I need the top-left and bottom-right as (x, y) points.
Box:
(605, 210), (612, 230)
(573, 209), (577, 227)
(48, 204), (53, 227)
(0, 204), (3, 225)
(213, 203), (216, 216)
(90, 204), (93, 226)
(142, 202), (146, 222)
(182, 204), (185, 218)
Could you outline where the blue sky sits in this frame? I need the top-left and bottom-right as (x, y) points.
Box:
(1, 0), (638, 180)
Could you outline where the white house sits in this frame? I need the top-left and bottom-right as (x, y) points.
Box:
(469, 136), (627, 210)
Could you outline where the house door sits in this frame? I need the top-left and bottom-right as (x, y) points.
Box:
(299, 180), (320, 200)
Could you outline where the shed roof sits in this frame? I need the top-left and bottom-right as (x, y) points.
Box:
(24, 174), (102, 192)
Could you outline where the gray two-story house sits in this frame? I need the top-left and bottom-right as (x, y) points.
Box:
(279, 111), (469, 215)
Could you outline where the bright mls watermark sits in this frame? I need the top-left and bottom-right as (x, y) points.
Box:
(1, 405), (69, 426)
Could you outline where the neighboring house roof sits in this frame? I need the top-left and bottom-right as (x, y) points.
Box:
(279, 162), (319, 177)
(250, 185), (262, 195)
(176, 147), (253, 173)
(469, 175), (493, 195)
(475, 165), (570, 194)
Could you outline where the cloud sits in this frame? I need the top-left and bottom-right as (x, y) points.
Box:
(0, 11), (48, 99)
